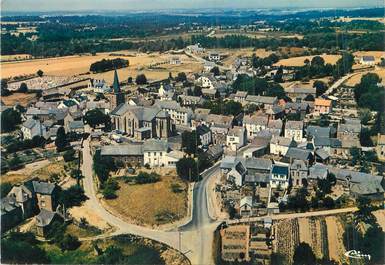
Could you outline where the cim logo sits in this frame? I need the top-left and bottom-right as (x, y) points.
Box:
(344, 250), (371, 261)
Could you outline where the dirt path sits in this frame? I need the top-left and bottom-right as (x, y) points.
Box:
(326, 216), (345, 264)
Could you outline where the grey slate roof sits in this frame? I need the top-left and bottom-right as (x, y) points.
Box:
(285, 148), (312, 161)
(100, 144), (143, 156)
(309, 163), (328, 179)
(143, 139), (169, 152)
(68, 120), (84, 130)
(1, 196), (20, 214)
(32, 181), (56, 195)
(36, 209), (57, 227)
(243, 114), (268, 126)
(307, 126), (331, 138)
(285, 120), (303, 130)
(22, 119), (38, 129)
(246, 95), (277, 105)
(337, 123), (361, 134)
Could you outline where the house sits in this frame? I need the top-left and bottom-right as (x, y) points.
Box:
(204, 61), (216, 72)
(270, 165), (290, 189)
(290, 160), (308, 187)
(232, 91), (248, 104)
(376, 134), (385, 162)
(201, 88), (218, 99)
(245, 95), (277, 110)
(243, 158), (272, 187)
(186, 44), (204, 54)
(154, 100), (193, 126)
(239, 196), (253, 217)
(306, 125), (331, 139)
(1, 196), (24, 231)
(284, 120), (304, 142)
(220, 225), (250, 262)
(35, 209), (63, 237)
(197, 75), (216, 90)
(32, 181), (58, 212)
(143, 139), (170, 167)
(6, 184), (36, 219)
(88, 78), (111, 93)
(178, 95), (206, 107)
(169, 56), (181, 65)
(360, 56), (375, 66)
(208, 51), (221, 62)
(267, 119), (283, 136)
(100, 144), (144, 166)
(285, 102), (310, 120)
(196, 124), (212, 146)
(308, 163), (328, 181)
(314, 98), (332, 114)
(67, 120), (85, 134)
(243, 114), (268, 140)
(158, 83), (175, 101)
(21, 119), (45, 140)
(226, 126), (246, 151)
(285, 148), (313, 164)
(270, 136), (297, 156)
(285, 82), (316, 100)
(337, 123), (361, 140)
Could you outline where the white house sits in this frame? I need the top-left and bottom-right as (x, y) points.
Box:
(197, 75), (216, 89)
(208, 51), (221, 62)
(239, 196), (253, 217)
(270, 165), (290, 189)
(154, 100), (192, 126)
(243, 114), (268, 140)
(226, 126), (246, 151)
(169, 56), (181, 65)
(270, 136), (297, 156)
(143, 139), (170, 167)
(196, 124), (212, 147)
(360, 56), (375, 66)
(284, 120), (304, 142)
(21, 119), (45, 140)
(88, 79), (110, 93)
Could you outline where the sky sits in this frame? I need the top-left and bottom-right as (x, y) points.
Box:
(1, 0), (382, 12)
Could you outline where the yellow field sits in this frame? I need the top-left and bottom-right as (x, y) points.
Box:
(1, 51), (203, 83)
(334, 17), (385, 24)
(345, 68), (385, 86)
(208, 48), (272, 67)
(1, 54), (33, 62)
(353, 51), (385, 63)
(274, 54), (342, 67)
(103, 169), (188, 226)
(1, 92), (38, 107)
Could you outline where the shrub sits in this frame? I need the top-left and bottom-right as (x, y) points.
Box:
(135, 172), (160, 184)
(59, 234), (80, 251)
(63, 149), (76, 162)
(170, 183), (184, 193)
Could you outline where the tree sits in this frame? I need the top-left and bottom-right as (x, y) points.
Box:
(63, 149), (76, 162)
(317, 178), (332, 194)
(136, 74), (147, 85)
(176, 157), (198, 182)
(37, 69), (44, 77)
(304, 94), (315, 101)
(127, 76), (133, 84)
(181, 130), (200, 155)
(1, 79), (11, 96)
(1, 233), (49, 264)
(313, 80), (328, 97)
(59, 234), (80, 251)
(1, 182), (12, 198)
(175, 72), (187, 82)
(311, 56), (325, 66)
(1, 108), (21, 132)
(31, 135), (45, 148)
(323, 196), (335, 209)
(293, 242), (316, 265)
(58, 185), (88, 208)
(18, 82), (28, 93)
(8, 156), (22, 170)
(98, 246), (124, 264)
(84, 109), (110, 128)
(359, 108), (372, 125)
(101, 179), (119, 199)
(93, 150), (117, 182)
(210, 66), (220, 76)
(55, 126), (67, 151)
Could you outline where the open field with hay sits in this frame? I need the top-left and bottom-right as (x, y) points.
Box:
(345, 68), (385, 86)
(274, 54), (342, 67)
(1, 51), (203, 83)
(102, 169), (188, 227)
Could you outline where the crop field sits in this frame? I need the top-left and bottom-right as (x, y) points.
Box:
(1, 92), (38, 106)
(274, 216), (347, 264)
(1, 51), (203, 83)
(274, 54), (342, 67)
(0, 54), (33, 62)
(103, 169), (188, 227)
(345, 68), (385, 86)
(353, 51), (385, 63)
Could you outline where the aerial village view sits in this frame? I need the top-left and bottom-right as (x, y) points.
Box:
(0, 0), (384, 264)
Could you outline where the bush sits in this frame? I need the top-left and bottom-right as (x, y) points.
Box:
(101, 179), (119, 199)
(136, 74), (147, 85)
(90, 58), (129, 73)
(58, 185), (88, 208)
(1, 182), (12, 198)
(63, 149), (76, 162)
(170, 183), (184, 193)
(135, 172), (160, 184)
(59, 234), (80, 251)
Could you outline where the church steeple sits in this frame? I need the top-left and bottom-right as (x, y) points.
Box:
(113, 69), (121, 93)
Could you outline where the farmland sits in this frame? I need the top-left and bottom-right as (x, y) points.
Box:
(273, 215), (347, 264)
(1, 51), (203, 83)
(274, 54), (342, 67)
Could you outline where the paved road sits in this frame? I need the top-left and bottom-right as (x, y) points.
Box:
(81, 133), (221, 264)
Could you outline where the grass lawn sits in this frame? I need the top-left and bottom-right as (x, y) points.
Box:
(65, 223), (102, 238)
(103, 169), (188, 226)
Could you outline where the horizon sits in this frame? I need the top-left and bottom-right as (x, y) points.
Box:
(1, 0), (383, 13)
